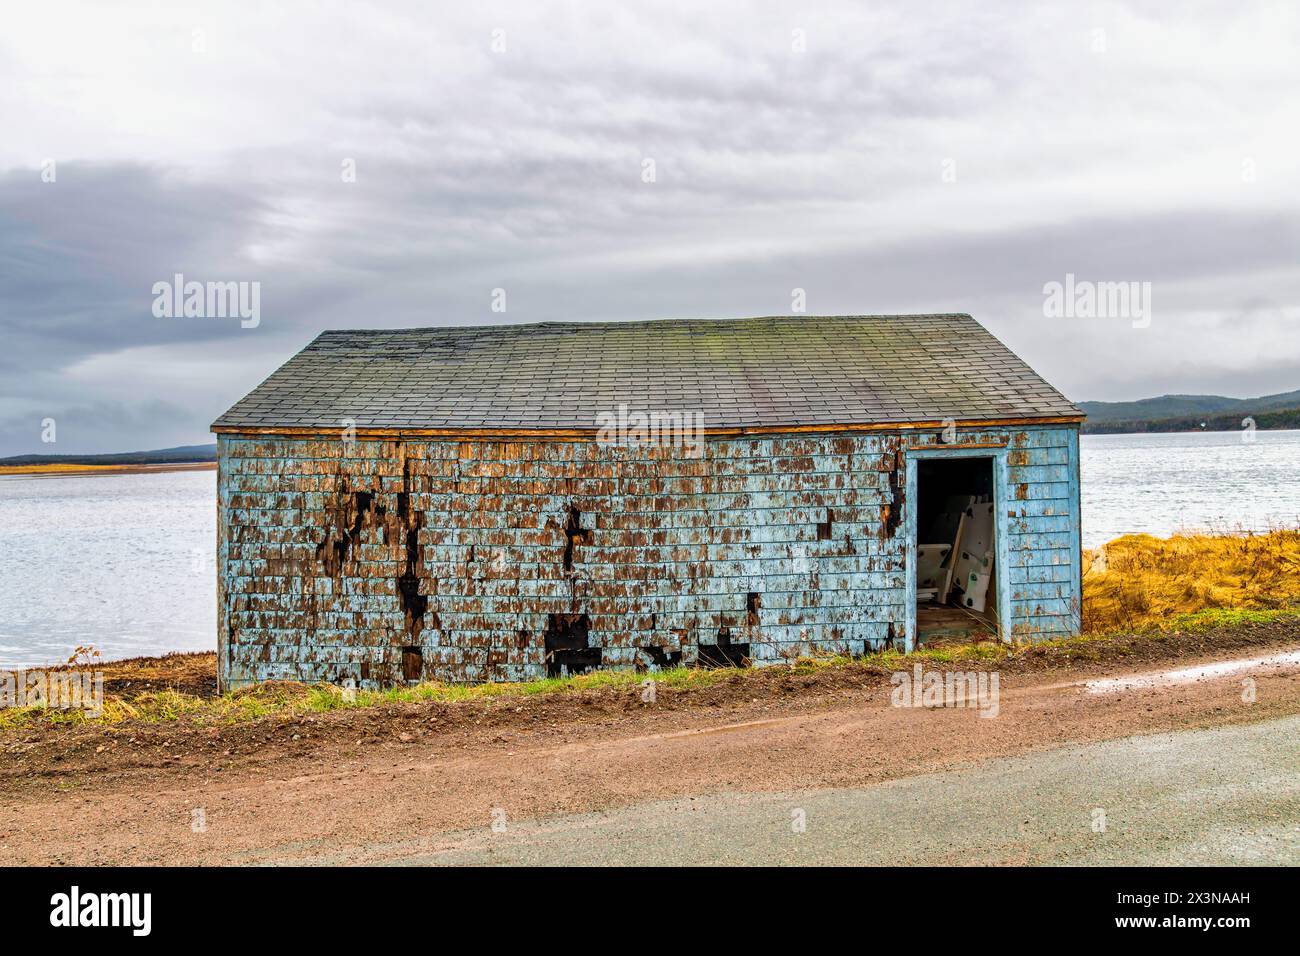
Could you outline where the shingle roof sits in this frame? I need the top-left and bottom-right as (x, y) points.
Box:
(212, 314), (1081, 432)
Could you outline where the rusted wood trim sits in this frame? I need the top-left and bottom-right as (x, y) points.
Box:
(212, 415), (1085, 440)
(905, 441), (1009, 450)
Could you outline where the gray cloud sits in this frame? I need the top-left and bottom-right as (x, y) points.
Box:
(1, 0), (1298, 454)
(0, 398), (200, 458)
(0, 164), (281, 368)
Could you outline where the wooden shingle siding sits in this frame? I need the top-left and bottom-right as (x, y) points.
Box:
(1006, 426), (1080, 637)
(217, 423), (1081, 688)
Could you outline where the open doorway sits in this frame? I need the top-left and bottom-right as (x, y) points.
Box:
(914, 457), (999, 646)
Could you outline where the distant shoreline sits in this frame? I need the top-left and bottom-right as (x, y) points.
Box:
(0, 461), (217, 477)
(1081, 427), (1300, 436)
(1080, 411), (1300, 434)
(1081, 424), (1300, 436)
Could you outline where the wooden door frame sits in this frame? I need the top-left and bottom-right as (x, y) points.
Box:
(903, 447), (1012, 651)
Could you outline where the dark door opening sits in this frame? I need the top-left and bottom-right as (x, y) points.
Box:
(915, 457), (998, 645)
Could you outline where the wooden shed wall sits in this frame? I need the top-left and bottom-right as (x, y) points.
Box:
(217, 423), (1080, 688)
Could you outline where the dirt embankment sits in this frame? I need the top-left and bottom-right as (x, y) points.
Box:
(3, 616), (1298, 797)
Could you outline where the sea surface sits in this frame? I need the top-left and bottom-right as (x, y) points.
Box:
(1079, 429), (1300, 548)
(2, 429), (1299, 667)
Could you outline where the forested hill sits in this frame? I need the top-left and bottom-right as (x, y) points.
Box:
(1079, 390), (1300, 434)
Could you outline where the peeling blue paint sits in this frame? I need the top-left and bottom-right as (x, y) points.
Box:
(216, 424), (1082, 689)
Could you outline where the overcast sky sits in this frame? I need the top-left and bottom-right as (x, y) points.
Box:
(2, 1), (1298, 454)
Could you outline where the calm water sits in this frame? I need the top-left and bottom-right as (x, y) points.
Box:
(0, 470), (215, 668)
(2, 430), (1299, 667)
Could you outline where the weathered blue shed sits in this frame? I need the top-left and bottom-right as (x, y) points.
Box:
(212, 314), (1083, 689)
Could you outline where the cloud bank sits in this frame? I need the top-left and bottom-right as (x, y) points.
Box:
(2, 0), (1297, 453)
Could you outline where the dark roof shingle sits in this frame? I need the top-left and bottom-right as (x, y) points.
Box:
(212, 314), (1080, 431)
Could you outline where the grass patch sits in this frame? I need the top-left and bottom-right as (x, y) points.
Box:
(0, 634), (1111, 732)
(3, 645), (1019, 730)
(1155, 606), (1300, 633)
(2, 606), (1295, 733)
(0, 664), (735, 730)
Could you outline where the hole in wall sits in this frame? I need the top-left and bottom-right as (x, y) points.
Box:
(401, 646), (423, 682)
(883, 452), (904, 539)
(698, 627), (750, 668)
(561, 504), (592, 572)
(544, 613), (600, 677)
(639, 645), (682, 669)
(396, 469), (429, 641)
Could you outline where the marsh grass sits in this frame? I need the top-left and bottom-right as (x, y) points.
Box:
(1082, 529), (1300, 632)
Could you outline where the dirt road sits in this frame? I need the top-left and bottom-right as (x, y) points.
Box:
(312, 715), (1300, 865)
(2, 639), (1298, 865)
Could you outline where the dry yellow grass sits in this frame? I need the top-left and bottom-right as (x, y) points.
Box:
(0, 462), (215, 476)
(1082, 529), (1300, 632)
(0, 463), (133, 475)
